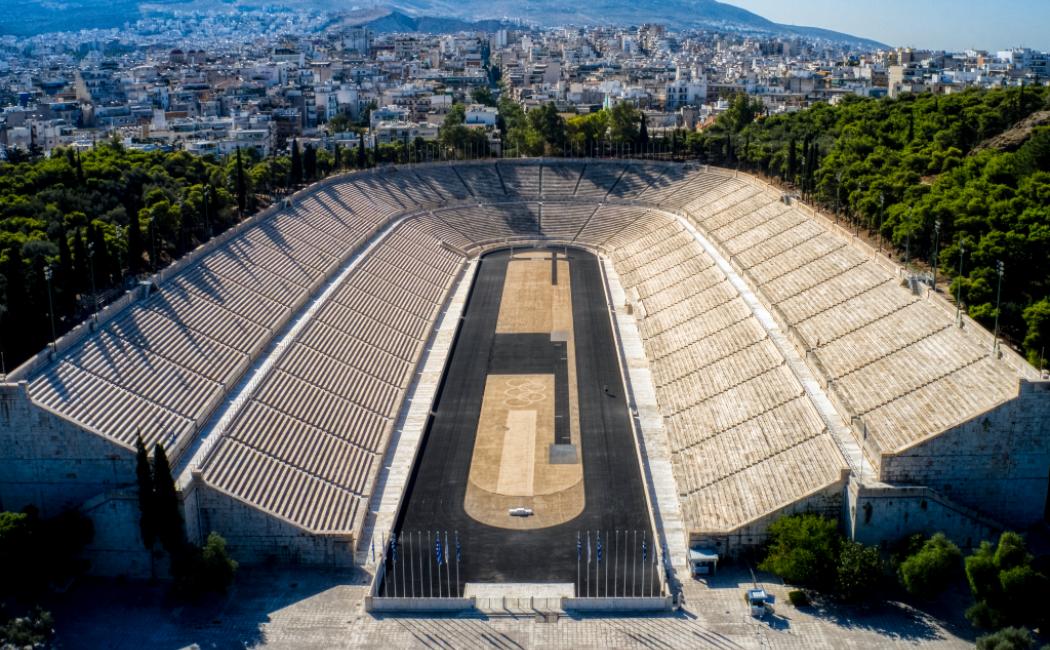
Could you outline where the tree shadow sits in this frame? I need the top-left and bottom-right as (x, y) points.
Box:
(46, 566), (364, 649)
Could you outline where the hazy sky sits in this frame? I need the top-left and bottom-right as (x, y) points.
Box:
(723, 0), (1050, 51)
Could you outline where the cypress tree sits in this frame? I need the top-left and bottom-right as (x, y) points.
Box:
(127, 207), (144, 274)
(135, 434), (155, 550)
(357, 131), (366, 169)
(334, 143), (343, 171)
(151, 442), (183, 554)
(638, 113), (649, 149)
(786, 136), (797, 182)
(290, 139), (302, 186)
(303, 144), (317, 182)
(72, 228), (87, 294)
(57, 225), (75, 317)
(234, 147), (247, 216)
(89, 223), (110, 287)
(75, 150), (84, 185)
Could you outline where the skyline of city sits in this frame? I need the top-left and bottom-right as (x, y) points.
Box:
(726, 0), (1050, 52)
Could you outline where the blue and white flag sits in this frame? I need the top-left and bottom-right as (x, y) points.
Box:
(371, 538), (375, 564)
(390, 535), (398, 562)
(444, 531), (450, 565)
(455, 531), (461, 563)
(435, 533), (443, 566)
(577, 532), (582, 561)
(587, 531), (592, 565)
(642, 538), (647, 562)
(597, 532), (603, 563)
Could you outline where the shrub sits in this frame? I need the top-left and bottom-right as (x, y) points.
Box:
(758, 514), (841, 589)
(172, 532), (238, 598)
(0, 607), (54, 647)
(787, 590), (809, 607)
(965, 532), (1050, 630)
(899, 533), (962, 598)
(836, 540), (884, 601)
(976, 626), (1036, 650)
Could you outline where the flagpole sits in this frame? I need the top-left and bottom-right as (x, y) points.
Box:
(435, 532), (441, 598)
(405, 531), (412, 598)
(455, 530), (461, 598)
(624, 530), (629, 596)
(605, 530), (609, 598)
(633, 530), (638, 597)
(641, 531), (647, 600)
(614, 530), (619, 598)
(445, 531), (451, 597)
(428, 530), (434, 598)
(576, 531), (581, 597)
(586, 530), (591, 598)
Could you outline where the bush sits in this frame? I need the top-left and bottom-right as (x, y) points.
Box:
(787, 590), (809, 607)
(0, 607), (54, 647)
(976, 626), (1035, 650)
(965, 531), (1050, 630)
(836, 540), (884, 601)
(899, 533), (962, 598)
(759, 514), (841, 589)
(172, 532), (238, 598)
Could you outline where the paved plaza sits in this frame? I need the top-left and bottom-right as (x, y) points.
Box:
(49, 565), (975, 649)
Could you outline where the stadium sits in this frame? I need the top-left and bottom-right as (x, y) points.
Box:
(1, 159), (1047, 610)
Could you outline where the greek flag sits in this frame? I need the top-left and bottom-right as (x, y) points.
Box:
(455, 531), (461, 563)
(444, 531), (450, 565)
(596, 532), (603, 563)
(587, 532), (592, 565)
(435, 533), (443, 566)
(370, 538), (375, 564)
(390, 535), (398, 562)
(577, 532), (582, 560)
(642, 538), (647, 562)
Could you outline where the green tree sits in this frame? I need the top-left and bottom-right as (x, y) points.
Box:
(836, 540), (884, 601)
(976, 626), (1036, 650)
(899, 533), (962, 598)
(289, 139), (303, 186)
(759, 513), (841, 589)
(151, 443), (183, 554)
(234, 147), (247, 216)
(134, 434), (155, 550)
(966, 532), (1050, 630)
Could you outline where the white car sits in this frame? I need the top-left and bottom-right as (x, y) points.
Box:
(508, 507), (534, 517)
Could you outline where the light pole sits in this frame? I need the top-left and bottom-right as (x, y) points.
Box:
(44, 266), (57, 356)
(993, 260), (1005, 354)
(878, 192), (885, 253)
(955, 245), (965, 325)
(931, 219), (941, 290)
(87, 241), (98, 323)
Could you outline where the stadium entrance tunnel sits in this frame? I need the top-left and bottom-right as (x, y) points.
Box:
(378, 247), (665, 602)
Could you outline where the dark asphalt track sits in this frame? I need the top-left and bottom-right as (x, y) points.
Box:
(384, 248), (657, 598)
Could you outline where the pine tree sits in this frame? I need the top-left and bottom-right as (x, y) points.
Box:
(234, 147), (247, 216)
(290, 139), (303, 186)
(151, 442), (183, 554)
(135, 434), (155, 550)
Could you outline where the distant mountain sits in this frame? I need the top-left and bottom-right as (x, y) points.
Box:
(5, 0), (888, 50)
